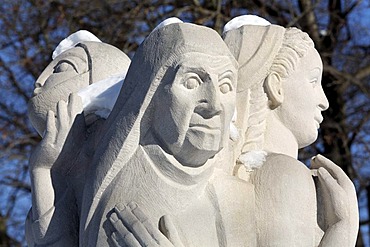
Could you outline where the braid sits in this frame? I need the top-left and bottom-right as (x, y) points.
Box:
(270, 28), (314, 79)
(238, 27), (314, 170)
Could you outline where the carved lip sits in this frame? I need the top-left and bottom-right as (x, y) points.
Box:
(189, 114), (221, 130)
(189, 123), (220, 130)
(314, 116), (323, 128)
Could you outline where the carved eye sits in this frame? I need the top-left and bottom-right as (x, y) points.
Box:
(54, 62), (75, 73)
(184, 75), (201, 90)
(310, 78), (319, 88)
(219, 78), (233, 94)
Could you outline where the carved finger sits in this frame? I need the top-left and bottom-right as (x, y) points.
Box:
(317, 167), (349, 220)
(110, 232), (121, 247)
(68, 93), (83, 124)
(56, 100), (68, 139)
(43, 110), (57, 144)
(67, 93), (86, 141)
(311, 155), (354, 193)
(115, 203), (158, 246)
(317, 167), (339, 192)
(159, 215), (184, 247)
(109, 212), (141, 247)
(128, 202), (172, 246)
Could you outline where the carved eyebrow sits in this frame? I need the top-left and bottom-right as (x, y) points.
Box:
(211, 61), (234, 71)
(55, 53), (88, 73)
(310, 67), (321, 74)
(178, 65), (208, 76)
(54, 59), (79, 73)
(219, 69), (234, 78)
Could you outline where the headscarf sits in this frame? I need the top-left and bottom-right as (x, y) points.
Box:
(80, 22), (238, 236)
(223, 24), (286, 170)
(223, 24), (285, 93)
(28, 41), (131, 136)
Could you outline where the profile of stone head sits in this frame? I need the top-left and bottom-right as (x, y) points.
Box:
(28, 38), (131, 136)
(81, 22), (238, 246)
(224, 22), (328, 162)
(224, 17), (358, 246)
(25, 33), (132, 247)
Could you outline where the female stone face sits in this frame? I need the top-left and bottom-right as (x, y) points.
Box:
(28, 46), (90, 136)
(33, 46), (89, 96)
(275, 47), (329, 148)
(151, 52), (237, 167)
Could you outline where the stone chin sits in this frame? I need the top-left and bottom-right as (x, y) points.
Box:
(28, 74), (88, 136)
(171, 128), (223, 168)
(297, 126), (319, 149)
(186, 127), (222, 152)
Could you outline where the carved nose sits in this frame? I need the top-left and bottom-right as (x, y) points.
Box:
(195, 82), (222, 119)
(35, 82), (42, 88)
(318, 87), (329, 111)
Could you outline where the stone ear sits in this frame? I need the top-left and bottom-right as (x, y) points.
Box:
(264, 72), (283, 109)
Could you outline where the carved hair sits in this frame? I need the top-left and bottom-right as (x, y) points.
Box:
(270, 28), (314, 79)
(238, 27), (314, 169)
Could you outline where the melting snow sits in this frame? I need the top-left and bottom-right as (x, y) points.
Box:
(223, 15), (271, 34)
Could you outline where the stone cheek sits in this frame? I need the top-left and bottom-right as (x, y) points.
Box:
(26, 19), (358, 247)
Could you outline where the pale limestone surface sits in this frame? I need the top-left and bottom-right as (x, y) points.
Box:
(224, 20), (359, 246)
(26, 41), (131, 246)
(80, 22), (254, 247)
(28, 41), (131, 136)
(26, 17), (359, 247)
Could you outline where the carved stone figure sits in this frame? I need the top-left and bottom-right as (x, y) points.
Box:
(26, 35), (131, 246)
(28, 38), (131, 136)
(224, 18), (359, 246)
(26, 15), (359, 247)
(80, 22), (254, 247)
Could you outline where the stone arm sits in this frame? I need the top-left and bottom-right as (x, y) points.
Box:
(108, 202), (184, 247)
(27, 93), (83, 246)
(25, 189), (79, 247)
(311, 155), (359, 247)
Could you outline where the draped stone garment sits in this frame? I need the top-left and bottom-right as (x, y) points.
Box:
(79, 22), (252, 246)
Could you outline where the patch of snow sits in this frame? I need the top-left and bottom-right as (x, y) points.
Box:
(77, 73), (126, 119)
(229, 123), (239, 141)
(223, 15), (271, 34)
(152, 17), (183, 33)
(229, 108), (239, 141)
(52, 30), (101, 59)
(238, 150), (267, 171)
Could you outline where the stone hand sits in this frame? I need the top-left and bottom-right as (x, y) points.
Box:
(29, 93), (83, 170)
(311, 154), (357, 229)
(109, 202), (184, 247)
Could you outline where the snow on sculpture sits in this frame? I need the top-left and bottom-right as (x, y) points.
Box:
(26, 32), (131, 246)
(224, 15), (359, 246)
(80, 22), (255, 247)
(25, 16), (358, 247)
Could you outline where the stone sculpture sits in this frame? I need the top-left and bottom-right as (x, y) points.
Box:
(26, 34), (131, 246)
(80, 22), (255, 247)
(26, 15), (359, 247)
(223, 17), (359, 246)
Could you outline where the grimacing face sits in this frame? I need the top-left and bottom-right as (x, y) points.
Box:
(151, 52), (237, 167)
(275, 47), (329, 148)
(28, 46), (89, 136)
